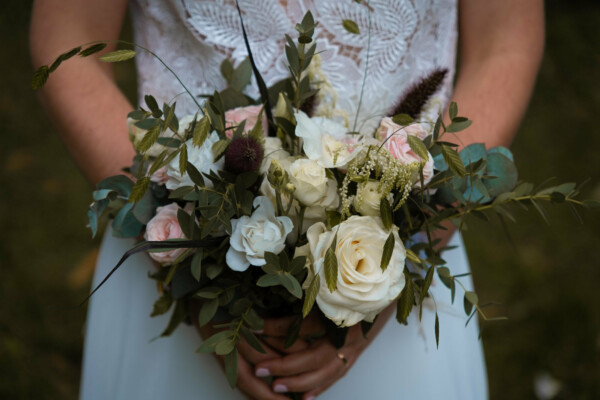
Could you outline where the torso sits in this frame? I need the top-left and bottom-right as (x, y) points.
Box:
(130, 0), (458, 131)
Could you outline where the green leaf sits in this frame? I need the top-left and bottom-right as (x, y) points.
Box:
(150, 293), (173, 317)
(435, 313), (440, 348)
(380, 197), (392, 230)
(163, 102), (177, 133)
(128, 177), (149, 203)
(138, 125), (161, 153)
(446, 119), (472, 133)
(302, 274), (320, 318)
(342, 19), (360, 34)
(230, 58), (252, 92)
(407, 134), (429, 161)
(530, 198), (550, 225)
(186, 161), (205, 187)
(224, 348), (238, 388)
(196, 330), (232, 353)
(405, 248), (421, 264)
(256, 274), (280, 287)
(49, 46), (81, 72)
(206, 263), (224, 280)
(396, 269), (415, 325)
(240, 327), (266, 354)
(464, 291), (478, 315)
(193, 116), (211, 148)
(99, 49), (137, 62)
(31, 65), (49, 90)
(421, 266), (434, 299)
(380, 232), (395, 271)
(441, 145), (466, 177)
(449, 102), (458, 120)
(324, 238), (338, 293)
(144, 95), (161, 118)
(220, 59), (234, 81)
(284, 316), (302, 349)
(212, 139), (230, 162)
(215, 338), (236, 356)
(179, 143), (188, 176)
(79, 43), (107, 57)
(198, 298), (219, 326)
(392, 113), (414, 126)
(160, 300), (187, 337)
(279, 273), (303, 299)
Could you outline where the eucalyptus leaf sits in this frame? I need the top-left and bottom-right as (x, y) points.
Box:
(224, 348), (238, 388)
(198, 298), (219, 327)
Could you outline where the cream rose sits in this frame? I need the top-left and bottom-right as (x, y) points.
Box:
(378, 118), (435, 187)
(226, 196), (294, 272)
(294, 111), (358, 168)
(144, 203), (192, 265)
(260, 137), (291, 174)
(307, 216), (406, 327)
(289, 158), (338, 208)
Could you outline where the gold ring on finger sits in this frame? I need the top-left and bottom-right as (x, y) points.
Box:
(336, 352), (348, 366)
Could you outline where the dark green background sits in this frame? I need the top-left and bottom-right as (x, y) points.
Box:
(1, 1), (598, 399)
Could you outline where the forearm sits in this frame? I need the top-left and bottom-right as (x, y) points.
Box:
(450, 0), (545, 149)
(30, 0), (133, 186)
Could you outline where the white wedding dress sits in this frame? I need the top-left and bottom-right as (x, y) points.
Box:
(80, 1), (488, 399)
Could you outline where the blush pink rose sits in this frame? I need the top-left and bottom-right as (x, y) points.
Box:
(149, 165), (169, 185)
(378, 117), (435, 187)
(144, 203), (192, 265)
(224, 105), (268, 138)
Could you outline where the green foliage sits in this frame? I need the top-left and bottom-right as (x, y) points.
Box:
(380, 232), (395, 271)
(342, 19), (360, 34)
(99, 49), (137, 62)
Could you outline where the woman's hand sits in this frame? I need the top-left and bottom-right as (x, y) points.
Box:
(255, 306), (395, 399)
(190, 300), (295, 400)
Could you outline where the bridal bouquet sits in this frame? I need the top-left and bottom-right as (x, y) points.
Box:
(33, 9), (595, 389)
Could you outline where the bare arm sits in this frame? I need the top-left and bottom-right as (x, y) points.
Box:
(30, 0), (134, 186)
(257, 2), (545, 399)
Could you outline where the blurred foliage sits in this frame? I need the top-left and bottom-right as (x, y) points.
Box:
(0, 0), (598, 399)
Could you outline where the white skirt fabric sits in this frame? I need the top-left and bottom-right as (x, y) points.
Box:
(80, 230), (487, 399)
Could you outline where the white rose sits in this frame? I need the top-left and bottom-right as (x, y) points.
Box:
(353, 181), (387, 217)
(294, 111), (358, 168)
(289, 159), (338, 208)
(307, 216), (406, 327)
(226, 196), (294, 272)
(165, 132), (223, 190)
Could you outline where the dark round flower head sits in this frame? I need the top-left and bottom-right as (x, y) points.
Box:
(224, 136), (264, 174)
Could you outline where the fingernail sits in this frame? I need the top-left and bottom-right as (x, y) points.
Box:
(273, 383), (288, 393)
(255, 367), (270, 377)
(306, 396), (316, 400)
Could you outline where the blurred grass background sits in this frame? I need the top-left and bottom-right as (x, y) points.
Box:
(0, 1), (598, 399)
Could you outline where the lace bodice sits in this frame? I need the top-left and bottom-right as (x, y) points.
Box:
(130, 0), (457, 132)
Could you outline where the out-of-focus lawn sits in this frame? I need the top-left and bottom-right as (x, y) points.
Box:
(0, 1), (598, 399)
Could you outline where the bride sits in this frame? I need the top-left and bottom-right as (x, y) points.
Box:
(30, 1), (544, 399)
